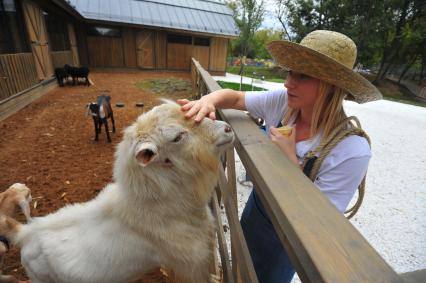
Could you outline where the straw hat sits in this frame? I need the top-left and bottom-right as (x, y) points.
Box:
(267, 30), (382, 103)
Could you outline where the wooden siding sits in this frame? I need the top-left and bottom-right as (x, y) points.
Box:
(51, 51), (73, 68)
(76, 24), (89, 66)
(209, 37), (228, 72)
(136, 30), (154, 69)
(122, 28), (136, 68)
(22, 0), (53, 80)
(167, 43), (192, 70)
(0, 78), (56, 121)
(87, 36), (124, 67)
(167, 43), (209, 70)
(154, 31), (167, 69)
(68, 24), (80, 66)
(79, 26), (228, 72)
(192, 45), (209, 70)
(0, 53), (38, 100)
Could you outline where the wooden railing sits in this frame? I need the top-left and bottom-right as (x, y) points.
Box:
(51, 50), (73, 68)
(190, 58), (421, 283)
(0, 53), (39, 100)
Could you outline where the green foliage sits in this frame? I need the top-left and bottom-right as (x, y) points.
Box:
(217, 81), (267, 91)
(272, 0), (426, 80)
(226, 0), (265, 58)
(252, 29), (284, 59)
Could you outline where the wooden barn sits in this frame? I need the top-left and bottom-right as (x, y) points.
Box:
(0, 0), (238, 119)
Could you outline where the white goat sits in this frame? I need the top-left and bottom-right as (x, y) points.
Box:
(0, 101), (234, 283)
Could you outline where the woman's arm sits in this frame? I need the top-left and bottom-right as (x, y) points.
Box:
(177, 89), (246, 122)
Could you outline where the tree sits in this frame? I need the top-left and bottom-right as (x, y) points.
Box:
(273, 0), (293, 40)
(227, 0), (265, 89)
(272, 0), (426, 85)
(253, 29), (284, 59)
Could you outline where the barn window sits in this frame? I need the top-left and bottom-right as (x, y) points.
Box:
(44, 11), (70, 51)
(193, 37), (210, 46)
(0, 0), (30, 54)
(167, 34), (192, 44)
(87, 26), (122, 38)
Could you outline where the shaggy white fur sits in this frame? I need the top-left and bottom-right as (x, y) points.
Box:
(0, 101), (234, 283)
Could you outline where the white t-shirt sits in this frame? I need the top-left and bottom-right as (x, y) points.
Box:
(245, 89), (371, 213)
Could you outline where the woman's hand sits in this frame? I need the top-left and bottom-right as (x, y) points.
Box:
(269, 126), (299, 166)
(177, 96), (217, 122)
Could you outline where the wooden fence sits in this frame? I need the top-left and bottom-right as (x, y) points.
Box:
(51, 50), (73, 68)
(191, 58), (424, 283)
(0, 53), (39, 100)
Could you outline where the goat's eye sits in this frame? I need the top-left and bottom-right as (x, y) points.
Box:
(172, 132), (185, 142)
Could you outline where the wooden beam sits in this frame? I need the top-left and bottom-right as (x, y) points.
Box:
(0, 78), (56, 121)
(218, 169), (258, 283)
(400, 269), (426, 283)
(212, 191), (234, 283)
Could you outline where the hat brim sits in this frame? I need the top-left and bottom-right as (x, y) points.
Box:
(267, 40), (382, 103)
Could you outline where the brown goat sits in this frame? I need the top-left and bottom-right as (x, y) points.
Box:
(0, 183), (32, 283)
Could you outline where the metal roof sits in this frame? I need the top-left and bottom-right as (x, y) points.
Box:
(66, 0), (239, 37)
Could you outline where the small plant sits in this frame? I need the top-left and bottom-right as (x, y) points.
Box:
(135, 78), (192, 96)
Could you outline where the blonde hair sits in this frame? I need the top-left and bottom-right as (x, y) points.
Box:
(282, 81), (348, 142)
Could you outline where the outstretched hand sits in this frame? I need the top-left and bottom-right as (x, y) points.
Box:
(269, 126), (299, 166)
(177, 98), (216, 122)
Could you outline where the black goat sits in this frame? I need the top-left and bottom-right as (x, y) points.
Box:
(54, 67), (68, 86)
(64, 64), (90, 86)
(86, 95), (115, 143)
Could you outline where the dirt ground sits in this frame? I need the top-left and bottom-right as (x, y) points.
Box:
(0, 71), (193, 282)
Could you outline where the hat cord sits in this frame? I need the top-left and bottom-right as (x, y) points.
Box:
(302, 116), (371, 219)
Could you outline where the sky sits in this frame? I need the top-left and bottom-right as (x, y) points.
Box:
(260, 0), (282, 29)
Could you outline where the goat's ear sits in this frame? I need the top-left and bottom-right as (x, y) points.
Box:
(135, 142), (158, 167)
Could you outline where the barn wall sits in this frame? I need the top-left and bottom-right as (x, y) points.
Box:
(154, 31), (167, 69)
(122, 28), (136, 68)
(87, 36), (124, 67)
(209, 37), (228, 74)
(51, 50), (73, 68)
(82, 25), (229, 74)
(0, 77), (56, 121)
(75, 24), (89, 66)
(0, 0), (81, 102)
(0, 53), (39, 99)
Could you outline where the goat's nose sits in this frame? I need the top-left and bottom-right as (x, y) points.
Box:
(224, 125), (232, 133)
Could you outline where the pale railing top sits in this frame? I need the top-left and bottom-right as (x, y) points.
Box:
(191, 58), (403, 282)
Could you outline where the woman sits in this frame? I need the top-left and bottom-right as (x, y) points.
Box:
(178, 30), (382, 283)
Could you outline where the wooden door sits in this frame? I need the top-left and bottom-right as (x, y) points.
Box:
(209, 38), (228, 72)
(21, 0), (53, 80)
(192, 46), (209, 70)
(87, 36), (124, 67)
(68, 23), (80, 66)
(154, 31), (167, 69)
(167, 43), (192, 70)
(136, 31), (154, 69)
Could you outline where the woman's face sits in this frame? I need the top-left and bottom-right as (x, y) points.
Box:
(284, 71), (320, 111)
